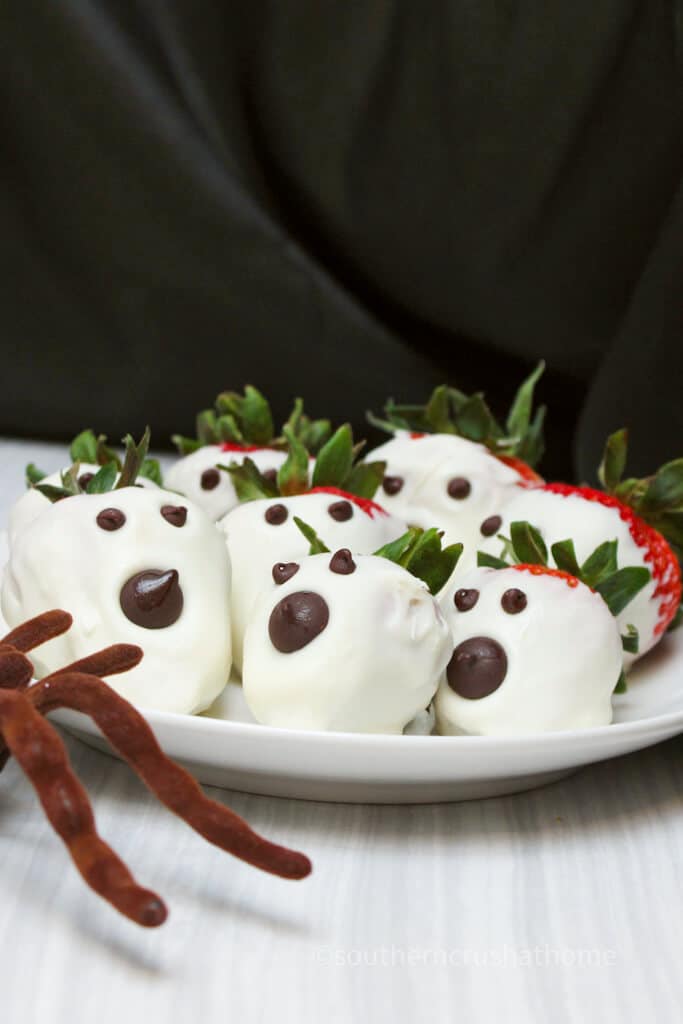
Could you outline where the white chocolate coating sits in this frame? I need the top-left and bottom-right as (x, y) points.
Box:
(435, 566), (621, 735)
(165, 446), (292, 521)
(219, 491), (408, 675)
(8, 465), (158, 546)
(366, 433), (524, 566)
(243, 553), (451, 734)
(1, 487), (232, 714)
(478, 487), (661, 665)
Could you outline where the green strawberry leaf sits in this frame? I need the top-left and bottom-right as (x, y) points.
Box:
(477, 551), (509, 569)
(139, 458), (163, 486)
(641, 458), (683, 512)
(621, 624), (639, 654)
(86, 461), (118, 494)
(376, 527), (461, 595)
(598, 428), (628, 494)
(292, 516), (330, 555)
(116, 427), (151, 489)
(171, 434), (203, 455)
(220, 457), (277, 502)
(26, 463), (47, 487)
(550, 538), (581, 578)
(277, 428), (310, 496)
(215, 414), (244, 444)
(510, 520), (548, 565)
(33, 483), (72, 503)
(594, 566), (651, 617)
(240, 386), (275, 445)
(312, 424), (354, 488)
(580, 540), (619, 588)
(454, 393), (498, 443)
(614, 670), (628, 694)
(373, 528), (423, 564)
(196, 409), (219, 445)
(70, 429), (98, 464)
(425, 386), (454, 434)
(95, 434), (121, 468)
(506, 361), (545, 443)
(343, 461), (386, 500)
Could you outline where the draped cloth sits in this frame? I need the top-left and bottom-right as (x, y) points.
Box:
(2, 2), (682, 479)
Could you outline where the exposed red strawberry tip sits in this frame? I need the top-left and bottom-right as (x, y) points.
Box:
(306, 486), (388, 518)
(511, 564), (581, 589)
(542, 483), (682, 634)
(220, 443), (280, 453)
(497, 454), (544, 484)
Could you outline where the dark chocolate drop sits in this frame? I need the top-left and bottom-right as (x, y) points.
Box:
(120, 569), (184, 629)
(447, 636), (508, 699)
(447, 477), (471, 500)
(160, 504), (187, 528)
(78, 472), (95, 490)
(328, 500), (353, 522)
(501, 588), (527, 614)
(382, 475), (404, 496)
(265, 503), (288, 525)
(96, 507), (126, 532)
(201, 468), (220, 491)
(329, 548), (356, 575)
(480, 515), (502, 537)
(268, 591), (329, 653)
(272, 562), (300, 585)
(454, 588), (479, 612)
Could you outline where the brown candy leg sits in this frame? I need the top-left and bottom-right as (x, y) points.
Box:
(31, 673), (312, 881)
(1, 610), (73, 653)
(0, 690), (167, 927)
(0, 649), (35, 771)
(42, 644), (144, 681)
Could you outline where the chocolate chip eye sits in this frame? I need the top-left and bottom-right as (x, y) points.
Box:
(265, 503), (288, 525)
(480, 515), (502, 537)
(328, 500), (353, 522)
(262, 468), (278, 486)
(382, 475), (404, 496)
(269, 591), (330, 652)
(329, 548), (356, 575)
(272, 562), (299, 584)
(447, 636), (508, 699)
(201, 468), (220, 491)
(120, 569), (184, 629)
(78, 472), (95, 490)
(160, 505), (187, 528)
(96, 508), (126, 531)
(454, 588), (479, 611)
(447, 476), (471, 500)
(501, 588), (527, 614)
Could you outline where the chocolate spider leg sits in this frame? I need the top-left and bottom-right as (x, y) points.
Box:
(30, 673), (312, 881)
(41, 644), (143, 681)
(1, 610), (73, 653)
(0, 649), (35, 771)
(0, 690), (167, 927)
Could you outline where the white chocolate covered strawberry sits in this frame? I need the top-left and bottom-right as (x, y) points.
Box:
(167, 387), (328, 521)
(435, 563), (623, 735)
(243, 537), (455, 734)
(221, 488), (406, 675)
(1, 435), (231, 714)
(9, 429), (161, 545)
(478, 432), (683, 665)
(365, 365), (545, 560)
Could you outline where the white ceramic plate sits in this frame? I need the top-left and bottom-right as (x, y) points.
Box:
(2, 531), (683, 803)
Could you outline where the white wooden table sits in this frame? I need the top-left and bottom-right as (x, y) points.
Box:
(1, 437), (681, 1023)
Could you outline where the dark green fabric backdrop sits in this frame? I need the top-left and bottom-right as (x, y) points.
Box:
(1, 1), (682, 479)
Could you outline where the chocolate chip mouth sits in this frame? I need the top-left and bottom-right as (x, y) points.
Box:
(120, 569), (184, 629)
(446, 636), (507, 699)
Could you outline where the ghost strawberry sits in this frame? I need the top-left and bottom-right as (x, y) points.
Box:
(365, 363), (545, 557)
(435, 522), (650, 735)
(478, 430), (683, 664)
(2, 432), (231, 714)
(166, 387), (329, 521)
(242, 529), (459, 733)
(10, 428), (162, 545)
(218, 424), (407, 674)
